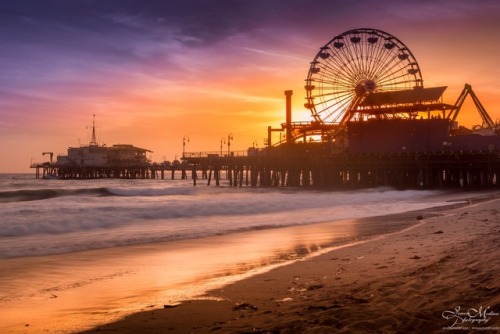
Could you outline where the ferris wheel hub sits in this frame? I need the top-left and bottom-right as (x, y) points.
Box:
(355, 80), (377, 97)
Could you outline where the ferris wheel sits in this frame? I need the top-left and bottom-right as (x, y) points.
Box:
(304, 28), (423, 125)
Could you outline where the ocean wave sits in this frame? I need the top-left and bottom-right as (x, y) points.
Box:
(0, 187), (112, 203)
(0, 185), (461, 257)
(105, 186), (196, 197)
(0, 185), (198, 203)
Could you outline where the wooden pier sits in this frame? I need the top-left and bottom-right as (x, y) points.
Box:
(30, 162), (190, 180)
(30, 145), (500, 190)
(183, 144), (500, 190)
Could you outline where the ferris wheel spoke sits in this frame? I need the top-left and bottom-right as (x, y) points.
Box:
(377, 76), (417, 89)
(374, 61), (407, 86)
(334, 42), (359, 75)
(373, 40), (399, 73)
(317, 90), (354, 109)
(314, 71), (357, 89)
(313, 83), (353, 92)
(320, 105), (342, 121)
(330, 95), (356, 122)
(348, 41), (366, 77)
(327, 74), (358, 89)
(338, 43), (365, 80)
(313, 79), (354, 94)
(314, 90), (354, 106)
(369, 55), (394, 81)
(365, 41), (383, 77)
(361, 40), (374, 76)
(380, 57), (419, 86)
(314, 90), (354, 100)
(324, 50), (359, 81)
(376, 50), (398, 76)
(313, 88), (352, 96)
(317, 106), (340, 122)
(319, 65), (357, 86)
(368, 43), (394, 79)
(350, 40), (365, 75)
(377, 70), (412, 84)
(357, 42), (368, 76)
(319, 94), (354, 122)
(319, 58), (357, 85)
(377, 65), (412, 88)
(361, 40), (387, 83)
(371, 55), (400, 82)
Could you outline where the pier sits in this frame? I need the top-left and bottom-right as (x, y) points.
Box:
(31, 28), (500, 191)
(31, 162), (191, 180)
(183, 145), (500, 190)
(30, 144), (500, 190)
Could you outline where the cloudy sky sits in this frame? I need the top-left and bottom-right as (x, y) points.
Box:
(1, 0), (500, 172)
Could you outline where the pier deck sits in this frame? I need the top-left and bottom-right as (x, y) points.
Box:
(31, 145), (500, 190)
(30, 163), (190, 180)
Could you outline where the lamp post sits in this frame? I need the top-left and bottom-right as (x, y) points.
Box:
(227, 133), (233, 156)
(253, 140), (258, 148)
(220, 138), (226, 156)
(182, 135), (190, 158)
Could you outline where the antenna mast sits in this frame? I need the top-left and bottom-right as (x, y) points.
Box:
(89, 114), (98, 146)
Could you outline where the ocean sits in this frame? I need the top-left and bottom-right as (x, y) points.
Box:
(0, 173), (457, 259)
(0, 173), (466, 333)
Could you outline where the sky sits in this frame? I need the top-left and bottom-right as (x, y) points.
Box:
(1, 0), (500, 173)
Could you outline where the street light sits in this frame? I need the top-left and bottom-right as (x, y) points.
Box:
(220, 138), (226, 156)
(227, 133), (233, 156)
(182, 135), (190, 158)
(253, 140), (258, 148)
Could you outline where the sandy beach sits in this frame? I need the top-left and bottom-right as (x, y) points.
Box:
(2, 192), (498, 334)
(77, 195), (500, 333)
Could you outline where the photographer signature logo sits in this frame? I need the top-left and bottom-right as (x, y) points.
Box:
(442, 306), (499, 330)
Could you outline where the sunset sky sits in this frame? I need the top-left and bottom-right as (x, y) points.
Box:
(1, 0), (500, 173)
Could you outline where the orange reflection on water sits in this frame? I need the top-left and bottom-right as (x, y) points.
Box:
(0, 219), (356, 333)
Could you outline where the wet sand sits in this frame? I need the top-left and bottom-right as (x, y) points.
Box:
(0, 202), (423, 333)
(77, 195), (500, 333)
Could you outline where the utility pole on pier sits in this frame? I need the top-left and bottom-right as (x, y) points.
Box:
(182, 135), (190, 158)
(227, 133), (233, 156)
(220, 138), (225, 156)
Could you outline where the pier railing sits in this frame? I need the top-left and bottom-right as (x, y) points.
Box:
(182, 150), (250, 158)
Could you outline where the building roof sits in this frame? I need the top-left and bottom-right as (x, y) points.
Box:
(109, 144), (152, 152)
(360, 86), (447, 107)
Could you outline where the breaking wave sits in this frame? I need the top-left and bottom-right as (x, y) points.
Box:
(0, 188), (112, 202)
(0, 186), (197, 203)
